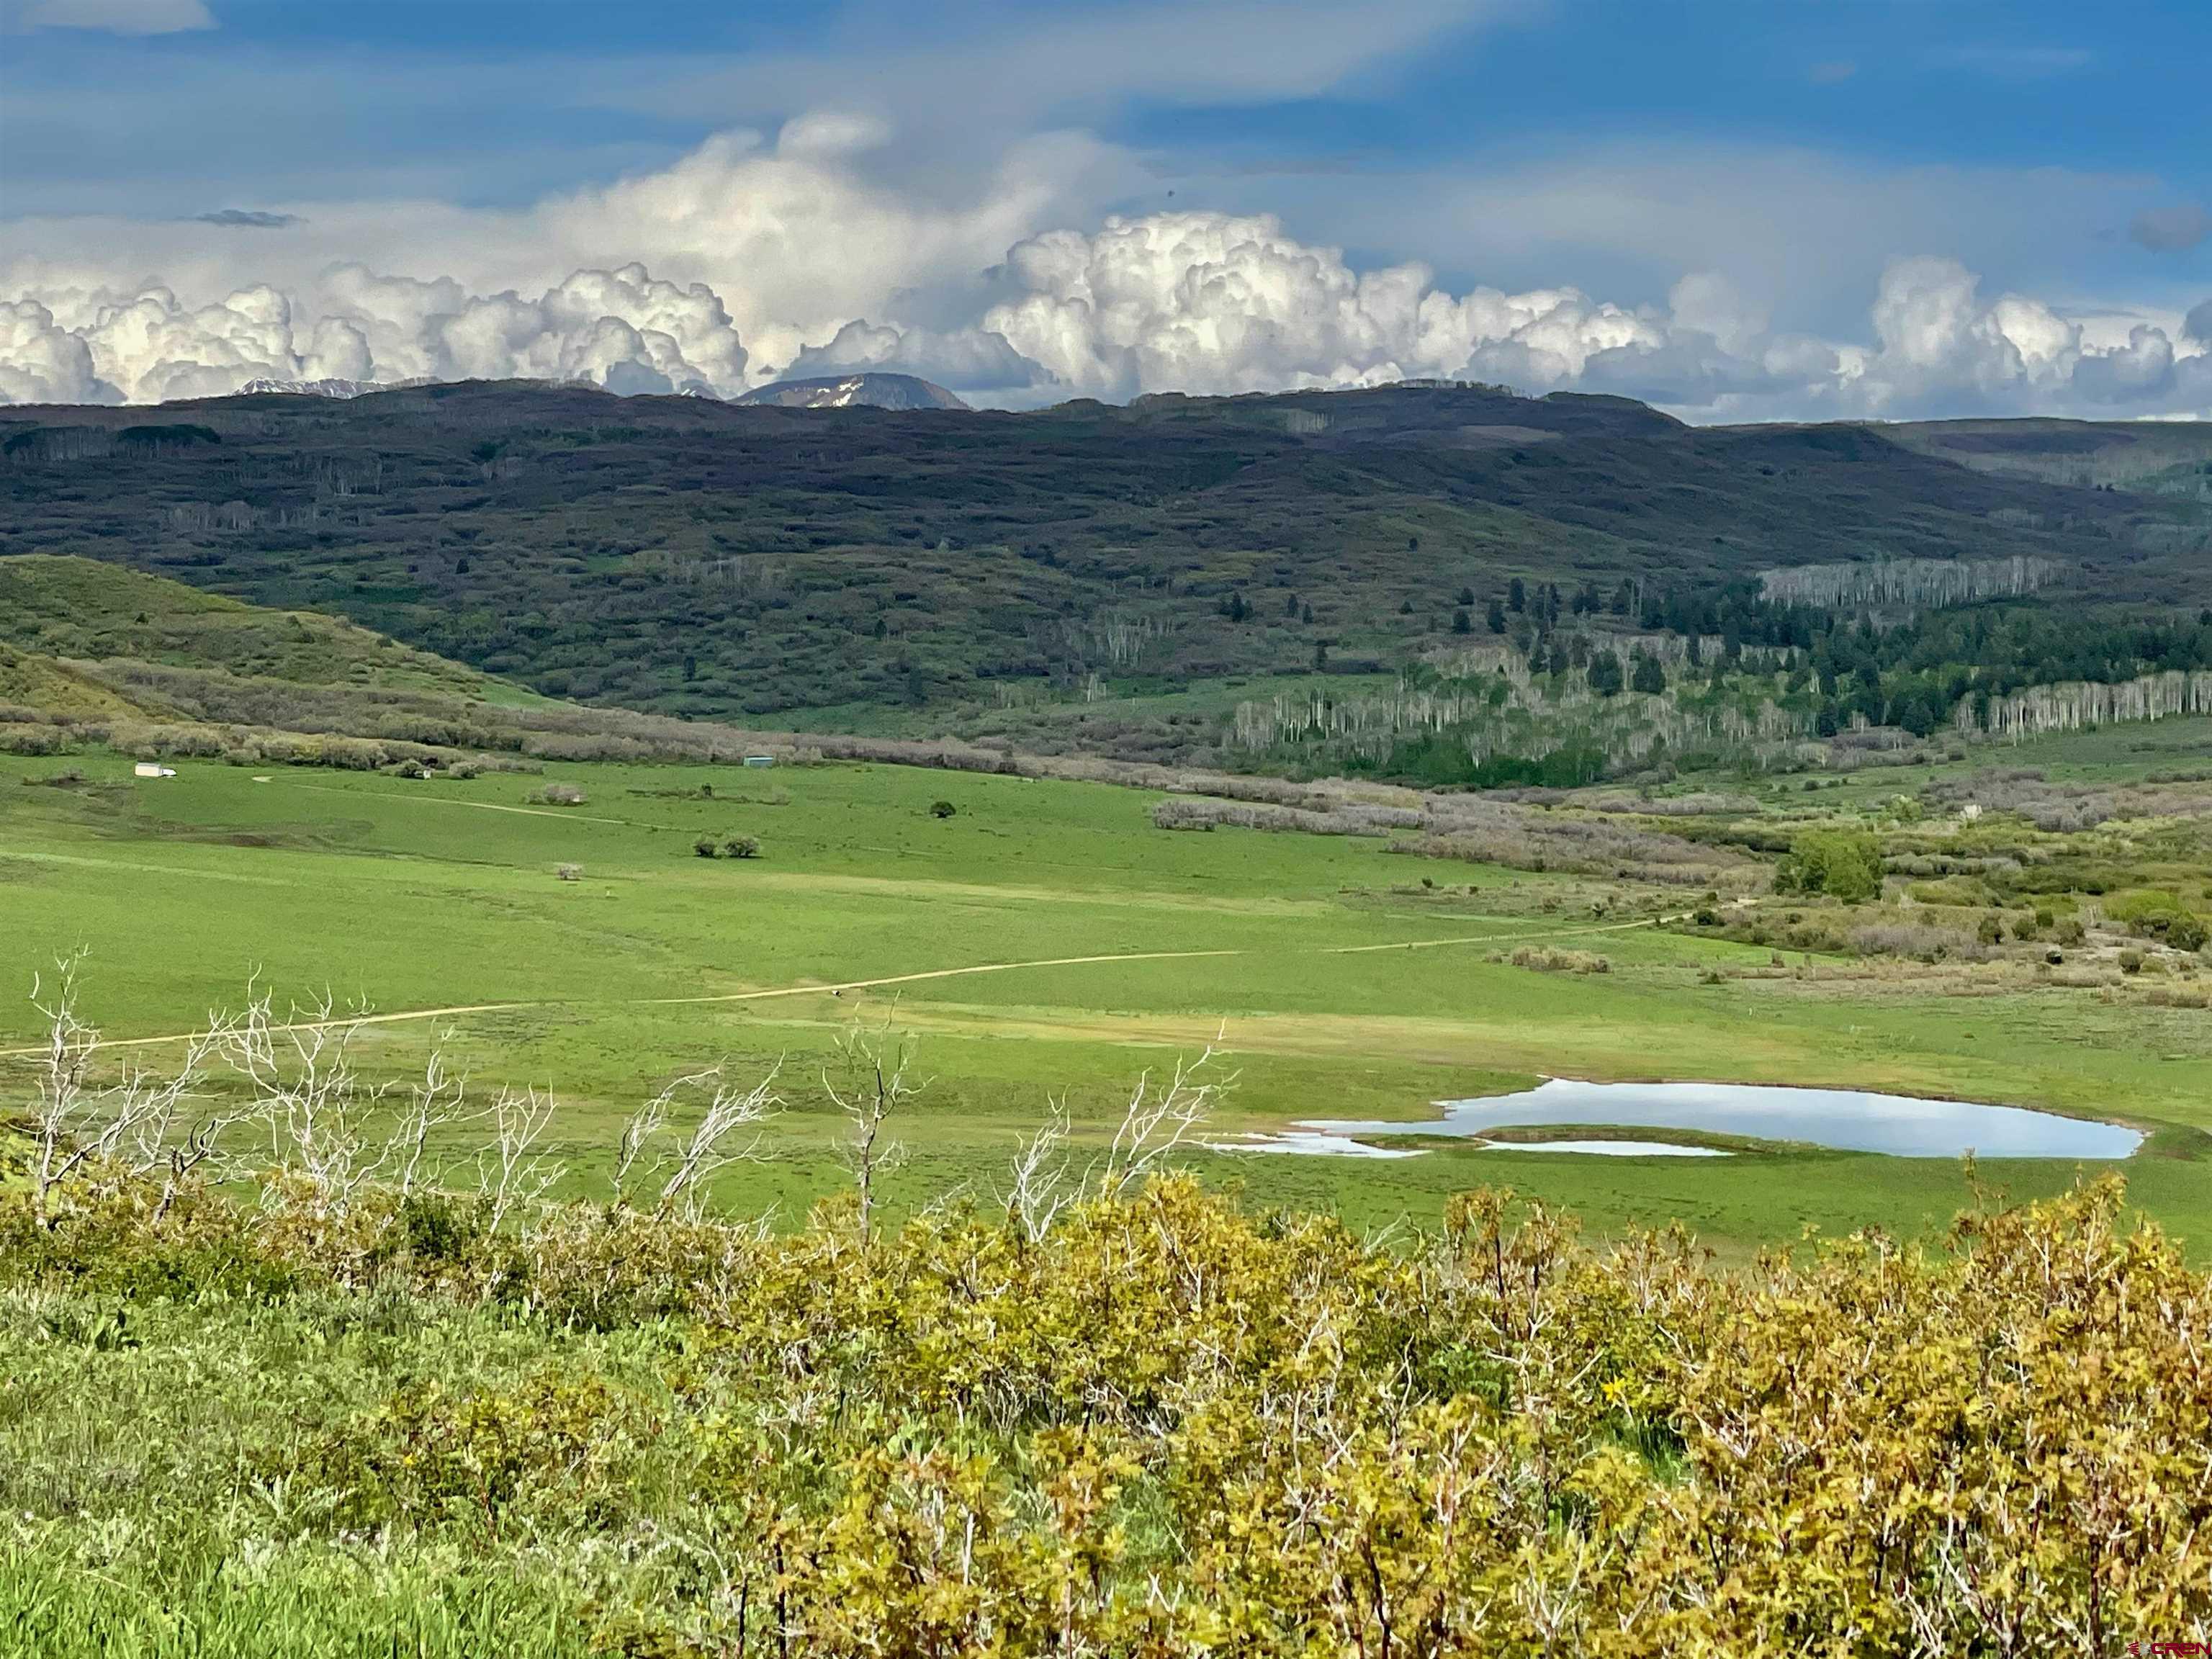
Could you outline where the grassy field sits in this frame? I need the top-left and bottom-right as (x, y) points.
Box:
(6, 734), (2208, 1257)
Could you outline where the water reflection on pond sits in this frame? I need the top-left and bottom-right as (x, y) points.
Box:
(1274, 1079), (2143, 1159)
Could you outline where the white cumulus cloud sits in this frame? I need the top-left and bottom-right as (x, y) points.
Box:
(1832, 258), (2212, 417)
(1, 127), (2206, 420)
(0, 299), (107, 403)
(78, 284), (302, 403)
(353, 264), (750, 395)
(970, 212), (1674, 400)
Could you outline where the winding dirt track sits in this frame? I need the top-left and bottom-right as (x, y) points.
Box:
(0, 917), (1674, 1058)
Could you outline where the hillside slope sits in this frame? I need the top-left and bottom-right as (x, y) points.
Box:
(0, 641), (168, 719)
(1, 382), (2205, 726)
(0, 554), (516, 701)
(1889, 418), (2212, 501)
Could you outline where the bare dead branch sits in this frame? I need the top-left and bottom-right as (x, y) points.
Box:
(477, 1084), (562, 1233)
(824, 1018), (923, 1244)
(1002, 1095), (1075, 1243)
(22, 952), (237, 1226)
(1099, 1028), (1234, 1200)
(612, 1063), (782, 1220)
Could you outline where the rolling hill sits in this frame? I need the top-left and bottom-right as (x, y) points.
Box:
(0, 552), (513, 700)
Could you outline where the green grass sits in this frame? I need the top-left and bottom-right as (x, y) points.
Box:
(4, 736), (2208, 1255)
(1, 1552), (589, 1658)
(0, 1289), (635, 1657)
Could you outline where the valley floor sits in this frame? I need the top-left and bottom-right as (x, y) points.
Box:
(4, 734), (2208, 1255)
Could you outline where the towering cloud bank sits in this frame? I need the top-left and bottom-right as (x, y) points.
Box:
(0, 266), (750, 405)
(2, 130), (2206, 418)
(953, 220), (2209, 417)
(971, 213), (1685, 400)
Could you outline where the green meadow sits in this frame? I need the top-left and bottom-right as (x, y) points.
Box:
(4, 747), (2207, 1254)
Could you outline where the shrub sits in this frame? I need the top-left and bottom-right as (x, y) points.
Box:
(1508, 946), (1610, 974)
(2105, 890), (2210, 953)
(294, 1370), (647, 1534)
(395, 1190), (487, 1265)
(1156, 788), (1750, 888)
(930, 799), (957, 819)
(529, 782), (588, 806)
(555, 863), (583, 882)
(693, 837), (719, 858)
(2154, 913), (2204, 953)
(724, 835), (760, 859)
(1922, 770), (2116, 832)
(1846, 919), (1980, 961)
(0, 724), (75, 756)
(1775, 829), (1884, 903)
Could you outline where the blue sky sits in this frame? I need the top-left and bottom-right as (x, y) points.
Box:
(1, 0), (2206, 415)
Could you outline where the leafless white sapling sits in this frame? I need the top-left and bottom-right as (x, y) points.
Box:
(22, 950), (242, 1225)
(391, 1038), (472, 1200)
(657, 1065), (782, 1220)
(218, 984), (511, 1216)
(1098, 1028), (1233, 1200)
(824, 1019), (923, 1243)
(1003, 1095), (1074, 1243)
(219, 982), (394, 1212)
(477, 1084), (562, 1233)
(1000, 1027), (1235, 1233)
(611, 1062), (782, 1220)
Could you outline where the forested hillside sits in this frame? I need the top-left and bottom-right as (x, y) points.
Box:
(4, 383), (2204, 730)
(6, 382), (2210, 788)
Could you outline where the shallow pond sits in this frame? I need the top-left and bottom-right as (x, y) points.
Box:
(1284, 1078), (2143, 1159)
(1209, 1130), (1428, 1160)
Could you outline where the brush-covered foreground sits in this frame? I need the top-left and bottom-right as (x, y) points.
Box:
(0, 1162), (2204, 1657)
